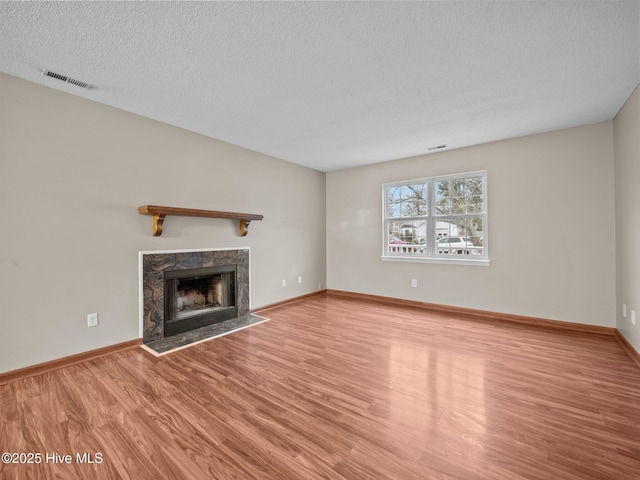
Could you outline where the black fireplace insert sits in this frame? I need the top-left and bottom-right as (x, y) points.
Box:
(163, 265), (237, 337)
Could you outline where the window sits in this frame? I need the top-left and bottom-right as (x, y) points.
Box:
(382, 171), (488, 264)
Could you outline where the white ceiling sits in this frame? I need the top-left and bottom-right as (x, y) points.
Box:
(1, 1), (638, 172)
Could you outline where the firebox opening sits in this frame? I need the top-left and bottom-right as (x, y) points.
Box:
(164, 265), (237, 337)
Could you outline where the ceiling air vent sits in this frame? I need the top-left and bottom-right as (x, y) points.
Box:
(42, 69), (91, 89)
(428, 144), (448, 151)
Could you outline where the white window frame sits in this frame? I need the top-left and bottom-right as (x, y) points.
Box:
(381, 171), (489, 266)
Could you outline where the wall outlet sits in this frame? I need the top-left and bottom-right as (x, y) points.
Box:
(87, 313), (98, 327)
(282, 279), (286, 287)
(623, 303), (627, 317)
(298, 275), (303, 284)
(411, 279), (418, 288)
(632, 310), (636, 326)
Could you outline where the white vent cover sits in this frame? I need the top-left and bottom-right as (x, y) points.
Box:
(42, 69), (91, 89)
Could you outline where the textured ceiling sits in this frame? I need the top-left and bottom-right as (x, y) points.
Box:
(1, 1), (639, 172)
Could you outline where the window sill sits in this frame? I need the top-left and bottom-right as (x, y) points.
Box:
(381, 255), (491, 266)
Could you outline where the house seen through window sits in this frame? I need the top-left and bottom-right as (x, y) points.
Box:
(382, 171), (488, 264)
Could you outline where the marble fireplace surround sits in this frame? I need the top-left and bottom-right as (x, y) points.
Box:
(139, 248), (250, 343)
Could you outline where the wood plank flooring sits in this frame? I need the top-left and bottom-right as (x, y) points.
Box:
(1, 294), (639, 479)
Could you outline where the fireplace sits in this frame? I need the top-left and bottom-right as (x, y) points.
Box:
(164, 265), (237, 337)
(140, 248), (251, 343)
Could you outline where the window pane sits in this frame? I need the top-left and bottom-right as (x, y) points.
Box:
(387, 184), (426, 218)
(436, 180), (455, 214)
(466, 195), (484, 213)
(465, 217), (484, 255)
(388, 220), (426, 254)
(467, 176), (483, 196)
(435, 198), (451, 215)
(435, 177), (484, 216)
(400, 184), (426, 217)
(452, 178), (466, 197)
(388, 201), (401, 217)
(435, 180), (450, 201)
(434, 218), (483, 255)
(387, 187), (402, 217)
(450, 197), (466, 215)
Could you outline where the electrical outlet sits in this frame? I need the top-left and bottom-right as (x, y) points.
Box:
(87, 313), (98, 327)
(632, 310), (636, 326)
(298, 275), (302, 284)
(282, 279), (286, 287)
(411, 279), (418, 288)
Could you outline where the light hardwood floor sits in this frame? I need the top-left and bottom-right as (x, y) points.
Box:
(1, 294), (639, 479)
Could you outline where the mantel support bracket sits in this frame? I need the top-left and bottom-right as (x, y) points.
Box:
(239, 219), (251, 237)
(151, 214), (166, 237)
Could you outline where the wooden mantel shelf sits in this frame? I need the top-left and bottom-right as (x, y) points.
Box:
(138, 205), (263, 237)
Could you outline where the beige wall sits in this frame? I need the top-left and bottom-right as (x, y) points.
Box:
(327, 122), (617, 328)
(1, 70), (633, 374)
(614, 84), (640, 353)
(0, 73), (326, 373)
